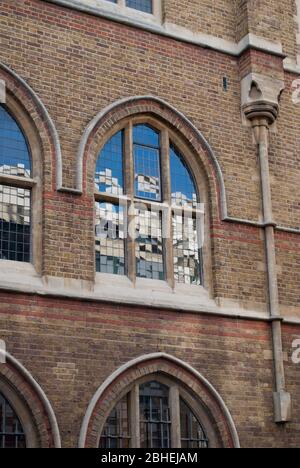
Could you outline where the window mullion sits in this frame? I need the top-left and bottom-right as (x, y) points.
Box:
(130, 384), (140, 448)
(161, 129), (174, 289)
(169, 385), (181, 448)
(124, 122), (136, 283)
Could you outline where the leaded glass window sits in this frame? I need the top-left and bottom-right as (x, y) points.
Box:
(99, 378), (210, 449)
(180, 399), (209, 448)
(135, 207), (164, 280)
(94, 119), (204, 285)
(0, 393), (26, 449)
(104, 0), (154, 15)
(140, 381), (171, 449)
(133, 125), (161, 201)
(95, 202), (125, 275)
(0, 106), (32, 264)
(99, 395), (130, 449)
(126, 0), (153, 14)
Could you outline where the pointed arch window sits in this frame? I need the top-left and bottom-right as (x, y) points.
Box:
(99, 378), (209, 449)
(0, 105), (33, 263)
(94, 120), (204, 286)
(0, 393), (26, 448)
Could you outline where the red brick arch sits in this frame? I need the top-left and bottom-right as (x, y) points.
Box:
(0, 352), (61, 448)
(79, 353), (240, 448)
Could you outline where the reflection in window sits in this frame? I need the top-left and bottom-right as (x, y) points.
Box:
(0, 393), (26, 449)
(0, 185), (31, 262)
(95, 131), (124, 196)
(126, 0), (153, 14)
(95, 202), (125, 275)
(170, 145), (197, 209)
(94, 121), (204, 284)
(0, 106), (32, 264)
(133, 125), (161, 201)
(140, 381), (171, 449)
(173, 213), (202, 285)
(180, 399), (209, 449)
(0, 106), (31, 178)
(99, 395), (130, 449)
(135, 207), (164, 280)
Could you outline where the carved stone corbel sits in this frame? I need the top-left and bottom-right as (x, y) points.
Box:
(241, 73), (284, 126)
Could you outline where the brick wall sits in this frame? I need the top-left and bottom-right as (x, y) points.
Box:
(0, 291), (299, 448)
(0, 0), (300, 448)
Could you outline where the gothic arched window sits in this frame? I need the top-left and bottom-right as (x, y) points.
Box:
(0, 105), (32, 263)
(99, 377), (209, 449)
(94, 120), (204, 286)
(0, 393), (26, 448)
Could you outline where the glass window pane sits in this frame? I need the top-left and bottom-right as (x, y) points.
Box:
(0, 106), (31, 178)
(135, 207), (164, 280)
(0, 393), (26, 449)
(95, 131), (124, 196)
(99, 395), (130, 449)
(173, 213), (202, 285)
(0, 185), (31, 263)
(180, 399), (209, 449)
(170, 144), (198, 208)
(133, 125), (161, 201)
(95, 202), (125, 275)
(140, 381), (170, 449)
(126, 0), (153, 13)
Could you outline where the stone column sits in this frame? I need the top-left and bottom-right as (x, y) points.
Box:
(241, 73), (292, 423)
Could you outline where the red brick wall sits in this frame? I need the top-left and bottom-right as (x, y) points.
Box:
(0, 291), (299, 447)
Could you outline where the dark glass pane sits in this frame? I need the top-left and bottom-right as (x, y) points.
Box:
(100, 395), (130, 449)
(173, 213), (202, 285)
(126, 0), (153, 13)
(170, 144), (198, 208)
(0, 106), (31, 178)
(95, 202), (125, 275)
(133, 125), (161, 201)
(95, 131), (124, 196)
(0, 185), (31, 263)
(140, 381), (170, 449)
(0, 393), (26, 449)
(180, 399), (209, 449)
(135, 207), (164, 280)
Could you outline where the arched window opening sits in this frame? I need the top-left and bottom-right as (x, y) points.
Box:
(139, 380), (171, 448)
(99, 394), (130, 449)
(0, 105), (33, 263)
(180, 399), (208, 449)
(0, 393), (26, 449)
(99, 377), (209, 449)
(94, 120), (204, 286)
